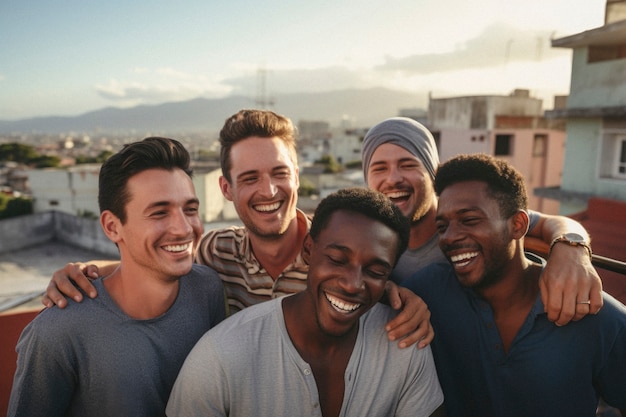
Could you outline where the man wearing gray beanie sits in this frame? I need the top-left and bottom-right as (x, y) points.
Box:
(362, 117), (602, 326)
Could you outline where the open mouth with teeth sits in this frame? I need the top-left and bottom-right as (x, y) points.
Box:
(254, 201), (282, 213)
(450, 251), (479, 268)
(324, 292), (361, 313)
(163, 243), (192, 253)
(384, 191), (410, 203)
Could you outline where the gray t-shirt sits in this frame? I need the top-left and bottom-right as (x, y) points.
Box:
(167, 297), (443, 417)
(9, 264), (225, 417)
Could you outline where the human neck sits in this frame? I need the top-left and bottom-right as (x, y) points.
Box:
(282, 293), (358, 357)
(408, 206), (438, 249)
(248, 213), (306, 279)
(476, 255), (542, 352)
(103, 265), (180, 320)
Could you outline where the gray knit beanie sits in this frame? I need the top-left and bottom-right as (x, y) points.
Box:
(361, 117), (439, 183)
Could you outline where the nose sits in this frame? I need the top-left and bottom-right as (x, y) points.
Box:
(338, 267), (366, 293)
(257, 175), (278, 198)
(384, 165), (403, 185)
(170, 209), (194, 236)
(439, 221), (463, 246)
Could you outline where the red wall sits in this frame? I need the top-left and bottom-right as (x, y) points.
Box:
(0, 309), (40, 417)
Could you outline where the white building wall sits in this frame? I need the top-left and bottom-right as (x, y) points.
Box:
(28, 165), (100, 216)
(567, 48), (626, 108)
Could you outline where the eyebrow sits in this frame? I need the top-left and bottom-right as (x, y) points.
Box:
(325, 243), (393, 269)
(145, 197), (199, 210)
(235, 164), (292, 179)
(369, 157), (421, 166)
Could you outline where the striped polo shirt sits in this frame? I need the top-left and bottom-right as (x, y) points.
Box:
(196, 209), (311, 315)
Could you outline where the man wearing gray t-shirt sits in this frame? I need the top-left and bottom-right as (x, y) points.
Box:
(167, 188), (444, 417)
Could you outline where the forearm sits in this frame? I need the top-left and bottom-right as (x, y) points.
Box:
(527, 212), (589, 244)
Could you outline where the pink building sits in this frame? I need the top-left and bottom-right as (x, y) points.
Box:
(428, 89), (566, 214)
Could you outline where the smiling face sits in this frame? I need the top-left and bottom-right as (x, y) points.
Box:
(366, 143), (436, 223)
(302, 210), (398, 338)
(105, 168), (203, 281)
(435, 180), (516, 290)
(219, 136), (299, 240)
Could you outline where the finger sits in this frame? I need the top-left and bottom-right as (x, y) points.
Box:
(554, 300), (575, 327)
(396, 321), (433, 349)
(386, 287), (403, 310)
(572, 300), (591, 322)
(385, 304), (430, 343)
(44, 279), (71, 309)
(84, 265), (100, 279)
(384, 281), (402, 310)
(417, 323), (435, 349)
(589, 278), (604, 315)
(540, 277), (570, 324)
(68, 272), (98, 299)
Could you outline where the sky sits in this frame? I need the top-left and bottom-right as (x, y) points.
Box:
(0, 0), (608, 121)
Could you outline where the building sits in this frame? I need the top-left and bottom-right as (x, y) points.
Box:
(428, 89), (566, 214)
(26, 164), (239, 223)
(539, 0), (626, 311)
(541, 0), (626, 214)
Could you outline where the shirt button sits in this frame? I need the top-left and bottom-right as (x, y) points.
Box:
(304, 368), (311, 375)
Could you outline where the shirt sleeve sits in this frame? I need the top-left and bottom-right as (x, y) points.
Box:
(395, 345), (444, 417)
(8, 317), (76, 417)
(166, 334), (229, 417)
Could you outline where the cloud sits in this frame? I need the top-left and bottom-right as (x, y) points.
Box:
(94, 68), (234, 105)
(376, 22), (569, 74)
(222, 66), (372, 95)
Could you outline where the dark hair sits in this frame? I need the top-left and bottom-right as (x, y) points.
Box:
(310, 187), (410, 265)
(434, 153), (528, 218)
(98, 137), (192, 223)
(219, 109), (297, 182)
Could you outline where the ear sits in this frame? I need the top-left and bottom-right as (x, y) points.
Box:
(219, 175), (234, 201)
(302, 233), (314, 264)
(100, 210), (123, 244)
(510, 210), (530, 240)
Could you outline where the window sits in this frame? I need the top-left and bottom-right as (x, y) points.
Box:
(588, 44), (626, 63)
(599, 132), (626, 180)
(533, 134), (547, 157)
(615, 137), (626, 178)
(494, 134), (513, 156)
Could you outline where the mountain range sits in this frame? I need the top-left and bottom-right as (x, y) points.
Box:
(0, 88), (427, 135)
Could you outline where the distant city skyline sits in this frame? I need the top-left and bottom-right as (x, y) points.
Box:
(1, 0), (607, 121)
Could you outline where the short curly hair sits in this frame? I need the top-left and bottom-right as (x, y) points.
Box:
(310, 187), (410, 265)
(434, 153), (528, 219)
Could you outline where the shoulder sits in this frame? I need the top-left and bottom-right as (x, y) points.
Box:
(402, 261), (454, 291)
(296, 208), (312, 230)
(596, 293), (626, 324)
(202, 225), (247, 241)
(196, 225), (248, 265)
(185, 263), (223, 286)
(18, 296), (103, 344)
(209, 298), (280, 338)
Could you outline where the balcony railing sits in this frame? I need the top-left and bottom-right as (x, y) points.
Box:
(525, 237), (626, 276)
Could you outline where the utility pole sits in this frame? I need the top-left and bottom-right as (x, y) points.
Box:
(255, 67), (275, 109)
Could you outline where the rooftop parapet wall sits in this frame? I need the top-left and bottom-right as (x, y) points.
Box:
(0, 211), (118, 257)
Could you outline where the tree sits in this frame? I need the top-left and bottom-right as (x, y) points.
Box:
(315, 155), (343, 174)
(0, 195), (33, 219)
(0, 143), (38, 163)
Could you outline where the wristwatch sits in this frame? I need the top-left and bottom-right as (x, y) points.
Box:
(549, 233), (592, 259)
